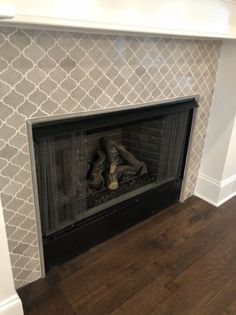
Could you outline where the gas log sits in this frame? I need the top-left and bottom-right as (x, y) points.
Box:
(89, 150), (107, 190)
(113, 141), (148, 175)
(88, 137), (147, 191)
(116, 165), (138, 179)
(107, 173), (119, 190)
(101, 137), (119, 174)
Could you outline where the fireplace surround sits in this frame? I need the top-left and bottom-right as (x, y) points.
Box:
(31, 98), (196, 270)
(0, 27), (221, 287)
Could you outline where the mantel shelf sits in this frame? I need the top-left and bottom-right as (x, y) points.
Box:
(1, 14), (236, 39)
(1, 0), (236, 39)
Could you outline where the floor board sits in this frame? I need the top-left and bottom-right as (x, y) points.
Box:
(18, 196), (236, 315)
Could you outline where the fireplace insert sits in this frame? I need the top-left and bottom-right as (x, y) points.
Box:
(32, 98), (197, 271)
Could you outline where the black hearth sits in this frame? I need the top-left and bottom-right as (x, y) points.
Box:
(32, 98), (197, 271)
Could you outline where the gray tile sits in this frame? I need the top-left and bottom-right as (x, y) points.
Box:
(71, 86), (86, 100)
(88, 85), (103, 99)
(29, 90), (47, 105)
(70, 67), (86, 82)
(51, 87), (67, 103)
(6, 112), (25, 130)
(49, 66), (67, 83)
(39, 77), (57, 94)
(59, 56), (76, 72)
(0, 58), (8, 72)
(17, 100), (38, 117)
(80, 95), (94, 108)
(79, 55), (95, 71)
(48, 44), (66, 63)
(12, 55), (34, 74)
(40, 99), (58, 114)
(97, 76), (110, 89)
(22, 244), (38, 258)
(61, 77), (76, 92)
(15, 78), (35, 96)
(37, 55), (56, 72)
(0, 176), (10, 191)
(61, 97), (77, 112)
(0, 67), (22, 86)
(0, 102), (14, 120)
(26, 66), (47, 85)
(0, 42), (19, 62)
(8, 239), (19, 252)
(0, 33), (4, 45)
(16, 186), (32, 201)
(0, 144), (17, 160)
(3, 90), (24, 108)
(0, 193), (13, 207)
(6, 198), (24, 211)
(11, 151), (29, 167)
(36, 31), (54, 51)
(20, 217), (35, 230)
(58, 34), (76, 51)
(13, 242), (29, 255)
(3, 181), (22, 195)
(89, 66), (104, 81)
(14, 169), (31, 185)
(19, 232), (37, 244)
(69, 45), (86, 62)
(1, 163), (20, 178)
(9, 29), (31, 50)
(18, 203), (34, 216)
(24, 43), (45, 63)
(79, 77), (95, 91)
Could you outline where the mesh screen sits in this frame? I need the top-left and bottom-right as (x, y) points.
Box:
(35, 111), (189, 235)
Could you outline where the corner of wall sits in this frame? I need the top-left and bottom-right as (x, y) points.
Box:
(195, 39), (236, 207)
(195, 173), (236, 206)
(0, 295), (23, 315)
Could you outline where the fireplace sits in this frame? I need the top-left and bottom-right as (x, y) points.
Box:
(31, 98), (197, 271)
(0, 25), (221, 288)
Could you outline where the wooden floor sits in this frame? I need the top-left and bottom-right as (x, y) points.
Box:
(18, 196), (236, 315)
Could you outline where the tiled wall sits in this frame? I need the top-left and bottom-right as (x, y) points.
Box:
(0, 27), (221, 288)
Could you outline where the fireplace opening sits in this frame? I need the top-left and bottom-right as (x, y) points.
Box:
(32, 98), (197, 271)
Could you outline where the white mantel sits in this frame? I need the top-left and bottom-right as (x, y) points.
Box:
(1, 0), (236, 39)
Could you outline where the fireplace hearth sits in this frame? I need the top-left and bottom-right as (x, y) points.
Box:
(32, 98), (197, 271)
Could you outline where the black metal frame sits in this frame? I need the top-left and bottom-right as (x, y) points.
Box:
(33, 98), (197, 139)
(32, 98), (197, 272)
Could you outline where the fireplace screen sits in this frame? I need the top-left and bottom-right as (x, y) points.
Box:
(34, 109), (190, 236)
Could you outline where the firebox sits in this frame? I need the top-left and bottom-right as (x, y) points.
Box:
(32, 98), (197, 271)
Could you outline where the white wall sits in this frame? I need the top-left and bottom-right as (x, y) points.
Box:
(1, 0), (236, 38)
(218, 115), (236, 201)
(0, 200), (24, 315)
(195, 39), (236, 206)
(222, 116), (236, 180)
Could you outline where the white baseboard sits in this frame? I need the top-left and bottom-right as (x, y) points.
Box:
(195, 173), (236, 207)
(0, 295), (23, 315)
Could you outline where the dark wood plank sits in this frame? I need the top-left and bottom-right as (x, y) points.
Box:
(222, 298), (236, 314)
(71, 265), (168, 315)
(148, 230), (236, 315)
(22, 289), (76, 315)
(110, 278), (169, 315)
(163, 198), (236, 279)
(112, 232), (236, 315)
